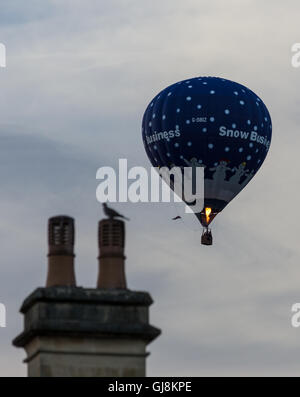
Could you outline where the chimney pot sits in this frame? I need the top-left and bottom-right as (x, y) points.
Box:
(97, 219), (127, 289)
(46, 215), (76, 287)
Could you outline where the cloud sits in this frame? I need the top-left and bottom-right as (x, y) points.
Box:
(0, 0), (299, 376)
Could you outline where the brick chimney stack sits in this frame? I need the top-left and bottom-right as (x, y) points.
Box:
(46, 215), (76, 287)
(13, 215), (161, 377)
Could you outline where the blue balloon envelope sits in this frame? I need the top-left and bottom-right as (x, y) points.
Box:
(142, 76), (272, 227)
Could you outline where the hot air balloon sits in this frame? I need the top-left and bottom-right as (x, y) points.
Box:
(142, 77), (272, 245)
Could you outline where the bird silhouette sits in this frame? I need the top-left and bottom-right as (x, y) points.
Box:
(102, 203), (130, 221)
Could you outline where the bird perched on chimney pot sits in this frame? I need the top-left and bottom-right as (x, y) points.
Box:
(102, 203), (130, 221)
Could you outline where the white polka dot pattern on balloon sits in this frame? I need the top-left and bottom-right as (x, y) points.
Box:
(142, 76), (271, 176)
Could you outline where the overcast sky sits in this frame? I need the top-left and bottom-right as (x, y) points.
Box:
(0, 0), (300, 376)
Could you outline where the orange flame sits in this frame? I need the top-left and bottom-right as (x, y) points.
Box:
(205, 207), (212, 224)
